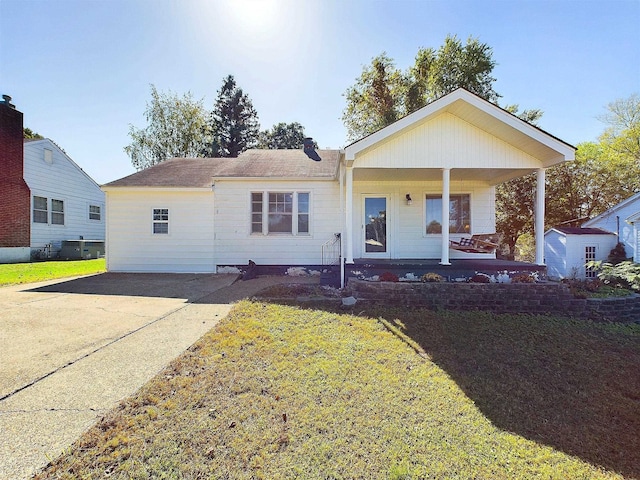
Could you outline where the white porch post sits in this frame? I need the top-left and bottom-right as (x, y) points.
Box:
(440, 168), (451, 265)
(535, 168), (546, 265)
(345, 166), (354, 264)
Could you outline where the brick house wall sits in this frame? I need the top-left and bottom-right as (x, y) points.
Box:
(0, 97), (31, 248)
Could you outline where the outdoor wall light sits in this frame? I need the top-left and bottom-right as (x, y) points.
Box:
(406, 193), (413, 205)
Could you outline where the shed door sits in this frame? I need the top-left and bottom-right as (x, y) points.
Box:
(584, 245), (597, 279)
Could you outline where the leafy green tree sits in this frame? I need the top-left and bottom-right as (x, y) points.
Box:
(205, 75), (260, 157)
(23, 127), (44, 139)
(342, 35), (499, 141)
(258, 122), (312, 149)
(342, 53), (405, 141)
(497, 94), (640, 256)
(413, 35), (499, 106)
(124, 85), (208, 170)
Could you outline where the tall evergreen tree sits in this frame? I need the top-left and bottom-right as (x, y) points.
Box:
(206, 75), (260, 157)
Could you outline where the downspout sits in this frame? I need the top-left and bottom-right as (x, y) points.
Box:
(339, 158), (345, 288)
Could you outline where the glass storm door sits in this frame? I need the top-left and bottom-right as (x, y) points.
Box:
(363, 196), (389, 257)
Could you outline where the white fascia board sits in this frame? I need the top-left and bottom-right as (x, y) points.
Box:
(344, 89), (576, 164)
(544, 227), (566, 237)
(212, 176), (337, 182)
(101, 186), (211, 193)
(584, 192), (640, 226)
(460, 93), (576, 162)
(626, 211), (640, 224)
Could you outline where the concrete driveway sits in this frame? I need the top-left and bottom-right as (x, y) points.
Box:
(0, 272), (317, 479)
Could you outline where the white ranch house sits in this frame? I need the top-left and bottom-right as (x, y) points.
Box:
(103, 89), (575, 282)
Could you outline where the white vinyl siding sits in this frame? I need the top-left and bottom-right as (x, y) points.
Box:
(544, 230), (617, 280)
(213, 180), (340, 266)
(583, 194), (640, 267)
(352, 180), (494, 260)
(24, 139), (105, 253)
(105, 190), (215, 273)
(354, 112), (541, 170)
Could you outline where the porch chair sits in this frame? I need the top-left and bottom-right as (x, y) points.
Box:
(449, 233), (503, 254)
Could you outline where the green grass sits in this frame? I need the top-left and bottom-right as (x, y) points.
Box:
(35, 300), (640, 479)
(0, 259), (106, 286)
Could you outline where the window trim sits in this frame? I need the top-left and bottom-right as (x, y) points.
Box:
(51, 198), (65, 226)
(152, 207), (169, 235)
(89, 204), (102, 222)
(33, 195), (48, 224)
(250, 191), (311, 236)
(424, 193), (471, 236)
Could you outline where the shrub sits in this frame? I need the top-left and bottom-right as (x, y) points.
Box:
(470, 274), (490, 283)
(511, 273), (535, 283)
(379, 272), (399, 282)
(607, 242), (628, 265)
(421, 272), (445, 283)
(589, 260), (640, 291)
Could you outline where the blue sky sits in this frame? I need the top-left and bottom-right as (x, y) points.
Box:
(1, 0), (638, 184)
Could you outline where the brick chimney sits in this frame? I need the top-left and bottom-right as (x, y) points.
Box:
(0, 95), (31, 251)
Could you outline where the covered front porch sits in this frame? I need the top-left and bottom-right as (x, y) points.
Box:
(340, 89), (576, 276)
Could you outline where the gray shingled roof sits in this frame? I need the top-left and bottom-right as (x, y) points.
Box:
(554, 227), (614, 235)
(104, 149), (341, 188)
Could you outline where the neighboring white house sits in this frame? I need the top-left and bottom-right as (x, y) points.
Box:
(544, 227), (618, 280)
(103, 89), (576, 278)
(24, 139), (105, 257)
(582, 192), (640, 263)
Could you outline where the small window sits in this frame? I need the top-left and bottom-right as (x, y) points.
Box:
(51, 199), (64, 225)
(89, 205), (101, 221)
(153, 208), (169, 234)
(426, 194), (470, 234)
(33, 196), (48, 223)
(251, 193), (263, 234)
(298, 192), (309, 234)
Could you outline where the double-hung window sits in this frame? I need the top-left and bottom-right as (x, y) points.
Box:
(89, 205), (101, 221)
(252, 192), (310, 235)
(425, 194), (470, 234)
(153, 208), (169, 234)
(51, 199), (65, 225)
(33, 196), (48, 224)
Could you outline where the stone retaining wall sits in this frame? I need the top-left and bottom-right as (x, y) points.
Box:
(349, 280), (640, 323)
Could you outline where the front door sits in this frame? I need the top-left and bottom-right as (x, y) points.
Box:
(363, 195), (390, 258)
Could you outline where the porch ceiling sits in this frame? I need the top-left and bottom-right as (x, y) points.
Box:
(353, 167), (534, 185)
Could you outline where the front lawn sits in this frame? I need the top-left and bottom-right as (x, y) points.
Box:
(35, 301), (639, 479)
(0, 259), (106, 286)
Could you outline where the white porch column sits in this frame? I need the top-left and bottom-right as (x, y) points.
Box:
(440, 168), (451, 265)
(345, 166), (354, 264)
(535, 168), (546, 265)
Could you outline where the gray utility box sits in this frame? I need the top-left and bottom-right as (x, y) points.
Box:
(59, 240), (105, 260)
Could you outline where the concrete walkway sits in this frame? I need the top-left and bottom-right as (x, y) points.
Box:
(0, 273), (317, 479)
